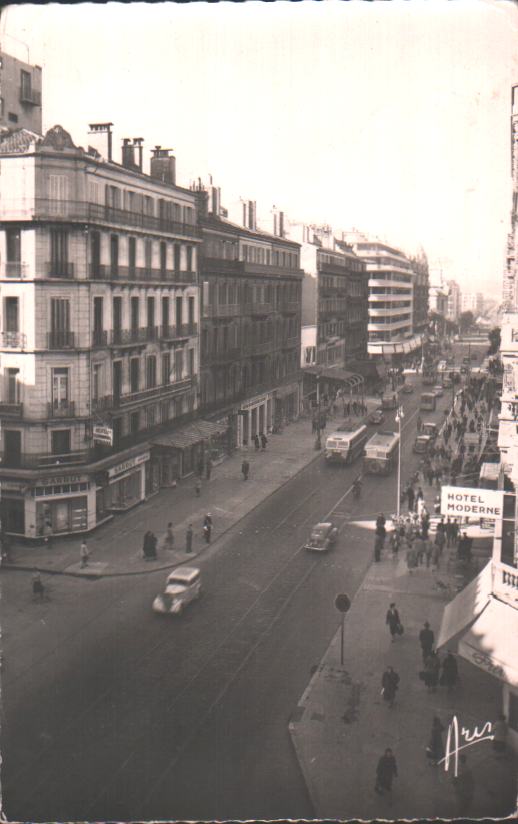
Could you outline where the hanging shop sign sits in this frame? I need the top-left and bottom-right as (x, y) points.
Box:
(93, 425), (113, 446)
(440, 486), (503, 519)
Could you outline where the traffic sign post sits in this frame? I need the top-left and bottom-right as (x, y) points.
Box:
(335, 593), (351, 666)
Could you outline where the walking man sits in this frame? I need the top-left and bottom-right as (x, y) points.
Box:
(381, 666), (400, 708)
(165, 522), (175, 550)
(80, 540), (89, 568)
(203, 513), (212, 544)
(261, 432), (267, 450)
(386, 603), (401, 642)
(419, 621), (434, 662)
(375, 748), (398, 796)
(241, 459), (250, 480)
(186, 523), (193, 554)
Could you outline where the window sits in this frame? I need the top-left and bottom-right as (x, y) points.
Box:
(48, 175), (67, 214)
(7, 368), (20, 404)
(160, 241), (167, 275)
(147, 296), (155, 328)
(113, 296), (122, 332)
(20, 69), (32, 98)
(113, 361), (122, 403)
(162, 352), (171, 385)
(128, 237), (136, 276)
(174, 244), (181, 271)
(146, 406), (156, 429)
(90, 231), (101, 276)
(50, 298), (71, 347)
(188, 296), (195, 331)
(51, 429), (71, 456)
(176, 296), (183, 329)
(188, 348), (194, 376)
(49, 228), (69, 277)
(51, 367), (69, 410)
(6, 227), (21, 265)
(509, 691), (518, 733)
(175, 349), (183, 381)
(145, 238), (152, 270)
(130, 358), (140, 393)
(4, 297), (19, 332)
(93, 297), (103, 333)
(146, 355), (157, 389)
(161, 297), (169, 333)
(186, 246), (193, 271)
(92, 363), (102, 402)
(131, 297), (139, 331)
(8, 112), (18, 124)
(110, 235), (119, 276)
(130, 411), (140, 435)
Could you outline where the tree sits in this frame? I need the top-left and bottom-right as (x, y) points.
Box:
(459, 311), (474, 333)
(488, 326), (501, 355)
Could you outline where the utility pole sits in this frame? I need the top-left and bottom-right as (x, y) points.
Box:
(395, 405), (404, 517)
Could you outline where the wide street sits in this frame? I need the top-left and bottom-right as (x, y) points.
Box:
(0, 361), (470, 821)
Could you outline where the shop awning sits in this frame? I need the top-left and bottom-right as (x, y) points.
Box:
(436, 561), (493, 650)
(152, 419), (228, 450)
(304, 366), (364, 388)
(346, 360), (380, 381)
(458, 598), (518, 687)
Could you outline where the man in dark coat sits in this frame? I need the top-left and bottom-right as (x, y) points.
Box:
(439, 651), (458, 691)
(381, 666), (400, 708)
(419, 621), (434, 662)
(375, 748), (398, 795)
(241, 459), (250, 480)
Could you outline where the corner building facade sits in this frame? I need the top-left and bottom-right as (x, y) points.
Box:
(0, 125), (200, 539)
(197, 190), (303, 446)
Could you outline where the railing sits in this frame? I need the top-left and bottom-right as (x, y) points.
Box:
(92, 329), (108, 347)
(19, 86), (42, 105)
(203, 304), (241, 318)
(47, 401), (76, 418)
(92, 395), (113, 412)
(160, 323), (197, 340)
(246, 302), (273, 316)
(47, 330), (75, 349)
(46, 261), (75, 278)
(0, 261), (27, 278)
(202, 347), (241, 365)
(89, 264), (196, 284)
(118, 376), (193, 406)
(33, 199), (202, 238)
(0, 402), (23, 417)
(0, 449), (89, 469)
(109, 327), (158, 346)
(0, 331), (27, 349)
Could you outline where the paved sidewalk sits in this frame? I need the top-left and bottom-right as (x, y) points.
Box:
(1, 399), (381, 579)
(289, 523), (517, 819)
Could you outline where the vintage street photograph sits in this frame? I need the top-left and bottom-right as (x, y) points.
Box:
(0, 0), (517, 821)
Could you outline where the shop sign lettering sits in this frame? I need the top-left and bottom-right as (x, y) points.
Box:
(108, 451), (150, 479)
(440, 486), (503, 519)
(37, 475), (87, 486)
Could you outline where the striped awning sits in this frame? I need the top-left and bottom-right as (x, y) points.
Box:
(152, 419), (228, 450)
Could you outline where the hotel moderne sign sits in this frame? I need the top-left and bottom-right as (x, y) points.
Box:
(440, 486), (503, 519)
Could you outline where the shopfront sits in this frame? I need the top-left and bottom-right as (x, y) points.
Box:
(237, 392), (273, 447)
(105, 451), (149, 512)
(0, 480), (27, 535)
(29, 473), (95, 537)
(152, 419), (229, 482)
(274, 381), (301, 427)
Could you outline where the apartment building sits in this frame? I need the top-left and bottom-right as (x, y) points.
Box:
(0, 123), (201, 539)
(344, 234), (422, 360)
(408, 250), (429, 334)
(428, 285), (449, 316)
(197, 192), (303, 446)
(0, 49), (42, 135)
(446, 279), (461, 321)
(502, 85), (518, 310)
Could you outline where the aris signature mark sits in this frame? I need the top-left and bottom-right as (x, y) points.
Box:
(438, 715), (494, 777)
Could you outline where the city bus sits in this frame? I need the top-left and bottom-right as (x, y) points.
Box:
(363, 430), (400, 475)
(325, 424), (368, 465)
(420, 392), (436, 411)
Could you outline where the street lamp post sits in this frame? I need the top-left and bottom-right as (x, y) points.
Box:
(315, 375), (321, 450)
(395, 405), (404, 518)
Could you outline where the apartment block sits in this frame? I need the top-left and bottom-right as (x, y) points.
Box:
(0, 49), (42, 135)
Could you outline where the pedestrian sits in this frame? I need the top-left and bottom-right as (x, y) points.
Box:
(414, 532), (425, 565)
(143, 530), (152, 558)
(165, 522), (175, 550)
(376, 513), (386, 544)
(389, 530), (400, 558)
(419, 621), (434, 662)
(205, 457), (212, 481)
(431, 541), (441, 569)
(407, 486), (415, 512)
(80, 540), (89, 568)
(423, 650), (440, 692)
(426, 716), (445, 766)
(32, 572), (45, 600)
(435, 526), (446, 556)
(374, 533), (384, 563)
(148, 531), (158, 559)
(241, 459), (250, 480)
(261, 432), (267, 450)
(492, 714), (508, 757)
(424, 537), (434, 568)
(406, 544), (417, 573)
(374, 748), (398, 796)
(185, 523), (193, 554)
(386, 603), (402, 642)
(203, 513), (212, 543)
(195, 479), (201, 497)
(381, 666), (400, 708)
(197, 457), (204, 478)
(254, 433), (260, 450)
(452, 755), (474, 816)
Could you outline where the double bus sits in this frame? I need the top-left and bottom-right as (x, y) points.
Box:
(325, 425), (368, 465)
(420, 392), (436, 411)
(363, 430), (400, 475)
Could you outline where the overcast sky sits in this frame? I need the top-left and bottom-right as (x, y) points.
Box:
(2, 0), (517, 295)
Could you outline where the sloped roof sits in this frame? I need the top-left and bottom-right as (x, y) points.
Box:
(0, 128), (41, 153)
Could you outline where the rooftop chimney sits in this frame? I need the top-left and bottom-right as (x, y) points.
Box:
(150, 145), (176, 185)
(133, 137), (144, 172)
(87, 122), (113, 162)
(242, 199), (256, 231)
(121, 138), (136, 169)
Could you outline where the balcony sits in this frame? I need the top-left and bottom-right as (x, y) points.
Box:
(92, 395), (113, 412)
(244, 302), (273, 316)
(160, 323), (197, 341)
(0, 261), (28, 279)
(278, 300), (299, 314)
(203, 304), (241, 319)
(109, 327), (158, 346)
(203, 347), (241, 365)
(0, 402), (23, 417)
(0, 331), (27, 349)
(118, 376), (194, 406)
(92, 329), (108, 347)
(47, 330), (75, 349)
(89, 264), (196, 284)
(46, 261), (75, 279)
(33, 200), (202, 239)
(244, 340), (274, 356)
(19, 85), (42, 106)
(47, 400), (76, 418)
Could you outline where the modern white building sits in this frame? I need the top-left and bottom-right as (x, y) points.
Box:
(461, 291), (484, 315)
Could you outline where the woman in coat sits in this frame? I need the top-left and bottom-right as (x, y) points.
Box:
(439, 651), (458, 691)
(423, 651), (440, 692)
(427, 716), (445, 765)
(381, 666), (400, 708)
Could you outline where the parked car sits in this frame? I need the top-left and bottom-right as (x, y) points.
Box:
(369, 410), (385, 424)
(402, 383), (414, 394)
(413, 434), (431, 454)
(153, 566), (202, 615)
(422, 421), (438, 439)
(304, 522), (338, 552)
(433, 385), (444, 397)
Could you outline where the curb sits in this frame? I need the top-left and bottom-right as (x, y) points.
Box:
(1, 445), (325, 580)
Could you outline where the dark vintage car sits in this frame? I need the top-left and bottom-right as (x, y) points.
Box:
(369, 410), (385, 425)
(304, 522), (338, 552)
